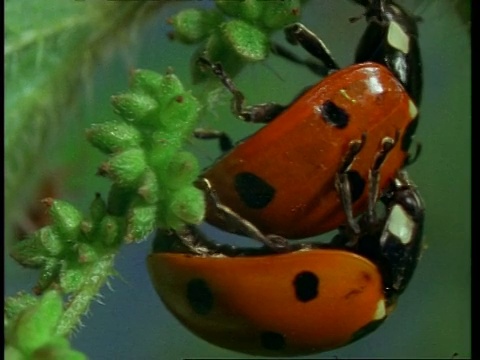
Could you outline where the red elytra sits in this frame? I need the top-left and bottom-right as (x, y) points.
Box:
(200, 62), (418, 239)
(147, 248), (388, 356)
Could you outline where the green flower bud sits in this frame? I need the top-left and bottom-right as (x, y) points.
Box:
(76, 243), (99, 264)
(89, 193), (107, 224)
(155, 73), (186, 109)
(170, 8), (223, 44)
(262, 0), (301, 29)
(111, 92), (157, 123)
(46, 199), (83, 240)
(216, 0), (262, 23)
(86, 121), (142, 154)
(165, 186), (205, 229)
(129, 69), (163, 97)
(98, 215), (122, 247)
(34, 260), (61, 295)
(166, 151), (200, 189)
(137, 169), (160, 204)
(222, 20), (269, 61)
(99, 148), (147, 188)
(125, 203), (157, 243)
(59, 262), (84, 293)
(10, 226), (60, 268)
(160, 92), (200, 136)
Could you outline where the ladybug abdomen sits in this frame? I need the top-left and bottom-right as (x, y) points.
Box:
(202, 62), (417, 238)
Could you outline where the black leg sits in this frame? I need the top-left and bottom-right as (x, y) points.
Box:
(367, 133), (398, 224)
(198, 178), (291, 252)
(335, 134), (367, 236)
(197, 57), (286, 123)
(270, 42), (330, 77)
(404, 142), (422, 166)
(193, 128), (234, 153)
(284, 23), (340, 72)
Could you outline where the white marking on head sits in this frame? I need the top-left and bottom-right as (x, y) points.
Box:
(387, 21), (410, 54)
(384, 205), (414, 245)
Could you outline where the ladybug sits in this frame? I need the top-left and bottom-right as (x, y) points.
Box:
(147, 171), (425, 356)
(194, 0), (422, 244)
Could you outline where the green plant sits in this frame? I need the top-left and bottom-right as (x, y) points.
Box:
(5, 1), (304, 358)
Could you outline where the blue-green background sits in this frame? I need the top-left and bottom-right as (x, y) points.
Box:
(5, 0), (471, 358)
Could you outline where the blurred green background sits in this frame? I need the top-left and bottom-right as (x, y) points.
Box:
(5, 0), (470, 358)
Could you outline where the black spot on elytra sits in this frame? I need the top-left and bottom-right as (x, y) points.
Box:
(347, 171), (366, 203)
(234, 172), (275, 209)
(401, 117), (419, 152)
(260, 331), (286, 351)
(293, 271), (319, 302)
(319, 100), (350, 128)
(348, 317), (386, 344)
(186, 279), (213, 315)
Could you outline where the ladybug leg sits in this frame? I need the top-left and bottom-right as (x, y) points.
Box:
(198, 178), (291, 252)
(157, 226), (246, 257)
(270, 42), (330, 77)
(197, 57), (286, 123)
(404, 142), (422, 166)
(335, 133), (367, 236)
(193, 128), (234, 153)
(367, 133), (398, 224)
(174, 226), (219, 256)
(284, 23), (340, 73)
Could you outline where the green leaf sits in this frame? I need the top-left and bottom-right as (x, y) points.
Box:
(5, 0), (166, 236)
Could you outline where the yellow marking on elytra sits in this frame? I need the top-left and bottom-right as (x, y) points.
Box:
(408, 99), (418, 119)
(340, 89), (357, 103)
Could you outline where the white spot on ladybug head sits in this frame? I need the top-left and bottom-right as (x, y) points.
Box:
(408, 99), (418, 119)
(373, 299), (386, 320)
(387, 21), (410, 54)
(383, 204), (414, 245)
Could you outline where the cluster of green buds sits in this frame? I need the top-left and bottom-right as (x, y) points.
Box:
(169, 0), (303, 81)
(88, 69), (205, 238)
(8, 70), (204, 337)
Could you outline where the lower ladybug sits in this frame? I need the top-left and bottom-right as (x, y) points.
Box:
(147, 171), (425, 356)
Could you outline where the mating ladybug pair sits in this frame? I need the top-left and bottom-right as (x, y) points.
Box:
(148, 0), (425, 356)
